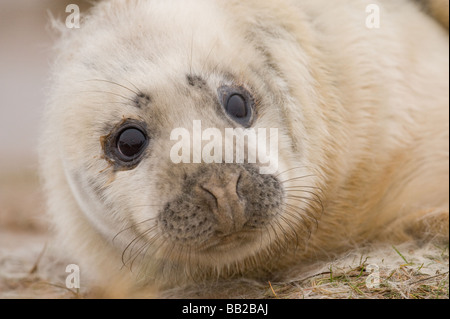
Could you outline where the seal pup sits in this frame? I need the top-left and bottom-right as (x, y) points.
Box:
(40, 0), (449, 294)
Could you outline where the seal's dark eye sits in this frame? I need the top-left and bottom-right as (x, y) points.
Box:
(101, 119), (149, 169)
(116, 127), (147, 162)
(218, 85), (254, 127)
(226, 94), (247, 119)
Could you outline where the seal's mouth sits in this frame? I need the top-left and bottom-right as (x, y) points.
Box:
(196, 229), (260, 253)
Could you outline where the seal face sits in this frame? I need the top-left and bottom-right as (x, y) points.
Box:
(40, 0), (449, 290)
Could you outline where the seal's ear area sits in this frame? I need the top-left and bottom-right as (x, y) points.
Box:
(222, 0), (339, 157)
(223, 0), (316, 50)
(414, 0), (449, 29)
(222, 0), (328, 99)
(45, 3), (93, 64)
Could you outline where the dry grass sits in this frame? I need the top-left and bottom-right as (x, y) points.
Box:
(0, 169), (448, 299)
(266, 244), (449, 299)
(158, 242), (448, 299)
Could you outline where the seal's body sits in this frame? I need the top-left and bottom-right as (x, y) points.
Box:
(40, 0), (449, 292)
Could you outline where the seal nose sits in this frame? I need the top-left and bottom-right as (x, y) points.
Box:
(198, 172), (247, 235)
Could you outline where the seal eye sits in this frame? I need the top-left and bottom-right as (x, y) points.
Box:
(116, 127), (147, 162)
(226, 94), (247, 119)
(218, 85), (254, 127)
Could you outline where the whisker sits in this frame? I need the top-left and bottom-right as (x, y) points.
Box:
(121, 225), (157, 268)
(121, 78), (141, 94)
(189, 29), (194, 76)
(113, 217), (158, 243)
(129, 239), (152, 272)
(186, 244), (196, 283)
(281, 205), (307, 225)
(286, 189), (322, 202)
(285, 194), (323, 212)
(125, 231), (157, 271)
(285, 188), (324, 211)
(278, 214), (300, 248)
(91, 101), (130, 107)
(209, 60), (224, 79)
(273, 218), (290, 250)
(262, 224), (273, 256)
(283, 185), (322, 190)
(201, 39), (218, 76)
(282, 202), (319, 231)
(258, 223), (265, 252)
(278, 174), (316, 184)
(127, 204), (165, 210)
(283, 219), (302, 246)
(80, 90), (137, 103)
(84, 79), (140, 96)
(143, 234), (167, 274)
(176, 244), (189, 285)
(282, 208), (313, 241)
(267, 222), (283, 253)
(281, 205), (313, 233)
(162, 241), (179, 281)
(135, 237), (155, 279)
(275, 166), (309, 178)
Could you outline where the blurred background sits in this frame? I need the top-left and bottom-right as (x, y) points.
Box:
(0, 0), (94, 297)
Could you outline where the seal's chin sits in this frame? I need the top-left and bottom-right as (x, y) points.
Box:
(197, 230), (261, 253)
(142, 227), (266, 267)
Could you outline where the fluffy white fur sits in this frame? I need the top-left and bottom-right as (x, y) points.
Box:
(40, 0), (449, 296)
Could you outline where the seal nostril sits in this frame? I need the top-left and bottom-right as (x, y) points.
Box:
(236, 172), (243, 200)
(200, 185), (219, 210)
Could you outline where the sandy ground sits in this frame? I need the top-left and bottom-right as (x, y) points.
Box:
(0, 170), (75, 298)
(0, 0), (94, 299)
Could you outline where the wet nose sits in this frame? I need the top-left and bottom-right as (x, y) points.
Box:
(198, 172), (247, 235)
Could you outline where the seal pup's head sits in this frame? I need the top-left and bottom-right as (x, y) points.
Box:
(41, 0), (328, 287)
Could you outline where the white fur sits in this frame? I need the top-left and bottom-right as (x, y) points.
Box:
(40, 0), (449, 294)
